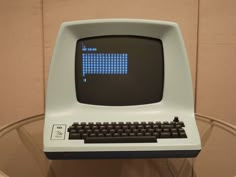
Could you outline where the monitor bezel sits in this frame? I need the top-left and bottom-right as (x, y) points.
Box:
(46, 19), (194, 118)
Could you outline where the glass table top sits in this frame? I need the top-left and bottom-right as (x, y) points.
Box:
(0, 114), (235, 177)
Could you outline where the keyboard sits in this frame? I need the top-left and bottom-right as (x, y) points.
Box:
(67, 117), (187, 143)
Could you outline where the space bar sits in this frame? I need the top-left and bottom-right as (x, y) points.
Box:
(85, 136), (157, 143)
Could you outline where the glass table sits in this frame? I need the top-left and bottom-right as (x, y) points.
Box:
(0, 114), (235, 177)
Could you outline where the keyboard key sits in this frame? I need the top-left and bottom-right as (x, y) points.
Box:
(82, 133), (88, 138)
(72, 122), (79, 126)
(85, 136), (157, 143)
(163, 128), (169, 132)
(80, 122), (86, 126)
(69, 133), (81, 139)
(68, 126), (75, 132)
(78, 129), (84, 134)
(113, 133), (120, 137)
(153, 132), (159, 138)
(148, 129), (154, 133)
(125, 129), (131, 133)
(105, 133), (112, 137)
(171, 128), (178, 132)
(179, 132), (187, 138)
(160, 132), (171, 138)
(95, 122), (102, 126)
(98, 133), (104, 137)
(111, 122), (117, 125)
(179, 121), (185, 127)
(129, 133), (135, 136)
(171, 132), (179, 138)
(137, 132), (143, 136)
(109, 129), (115, 134)
(121, 133), (128, 136)
(90, 133), (96, 137)
(70, 129), (77, 133)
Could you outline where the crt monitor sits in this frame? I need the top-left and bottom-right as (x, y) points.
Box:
(75, 36), (164, 106)
(43, 19), (201, 159)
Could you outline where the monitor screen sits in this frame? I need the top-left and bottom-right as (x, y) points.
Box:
(75, 35), (164, 106)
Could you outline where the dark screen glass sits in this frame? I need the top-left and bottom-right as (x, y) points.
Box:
(75, 36), (164, 106)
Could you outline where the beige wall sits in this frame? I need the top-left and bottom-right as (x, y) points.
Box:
(0, 0), (235, 125)
(196, 0), (236, 125)
(0, 0), (44, 126)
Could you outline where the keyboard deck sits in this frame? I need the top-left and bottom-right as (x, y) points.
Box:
(67, 117), (187, 143)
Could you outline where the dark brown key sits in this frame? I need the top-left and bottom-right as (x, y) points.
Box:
(179, 121), (185, 127)
(140, 129), (146, 133)
(98, 133), (104, 137)
(160, 132), (171, 138)
(73, 122), (79, 126)
(70, 129), (77, 133)
(80, 122), (86, 126)
(141, 122), (146, 125)
(145, 132), (151, 136)
(163, 125), (172, 128)
(130, 125), (136, 129)
(137, 132), (143, 136)
(123, 125), (128, 129)
(95, 122), (102, 126)
(82, 133), (88, 138)
(178, 128), (185, 132)
(148, 129), (154, 133)
(172, 132), (179, 138)
(103, 122), (109, 125)
(129, 133), (135, 136)
(88, 122), (94, 126)
(100, 125), (105, 129)
(109, 129), (115, 134)
(85, 136), (157, 143)
(92, 126), (98, 130)
(138, 125), (144, 129)
(68, 126), (75, 132)
(89, 133), (96, 137)
(107, 125), (113, 129)
(171, 128), (178, 132)
(105, 133), (112, 137)
(145, 125), (151, 129)
(179, 132), (187, 138)
(86, 129), (92, 134)
(78, 129), (84, 134)
(115, 125), (121, 129)
(117, 129), (123, 133)
(84, 126), (90, 130)
(101, 129), (108, 134)
(113, 133), (120, 137)
(125, 129), (131, 133)
(93, 129), (99, 134)
(155, 128), (162, 133)
(153, 125), (159, 129)
(122, 133), (128, 136)
(69, 133), (81, 139)
(163, 128), (170, 132)
(176, 124), (182, 128)
(153, 132), (159, 138)
(132, 129), (139, 133)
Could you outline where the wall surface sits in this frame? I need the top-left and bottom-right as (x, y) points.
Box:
(0, 0), (44, 126)
(196, 0), (236, 124)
